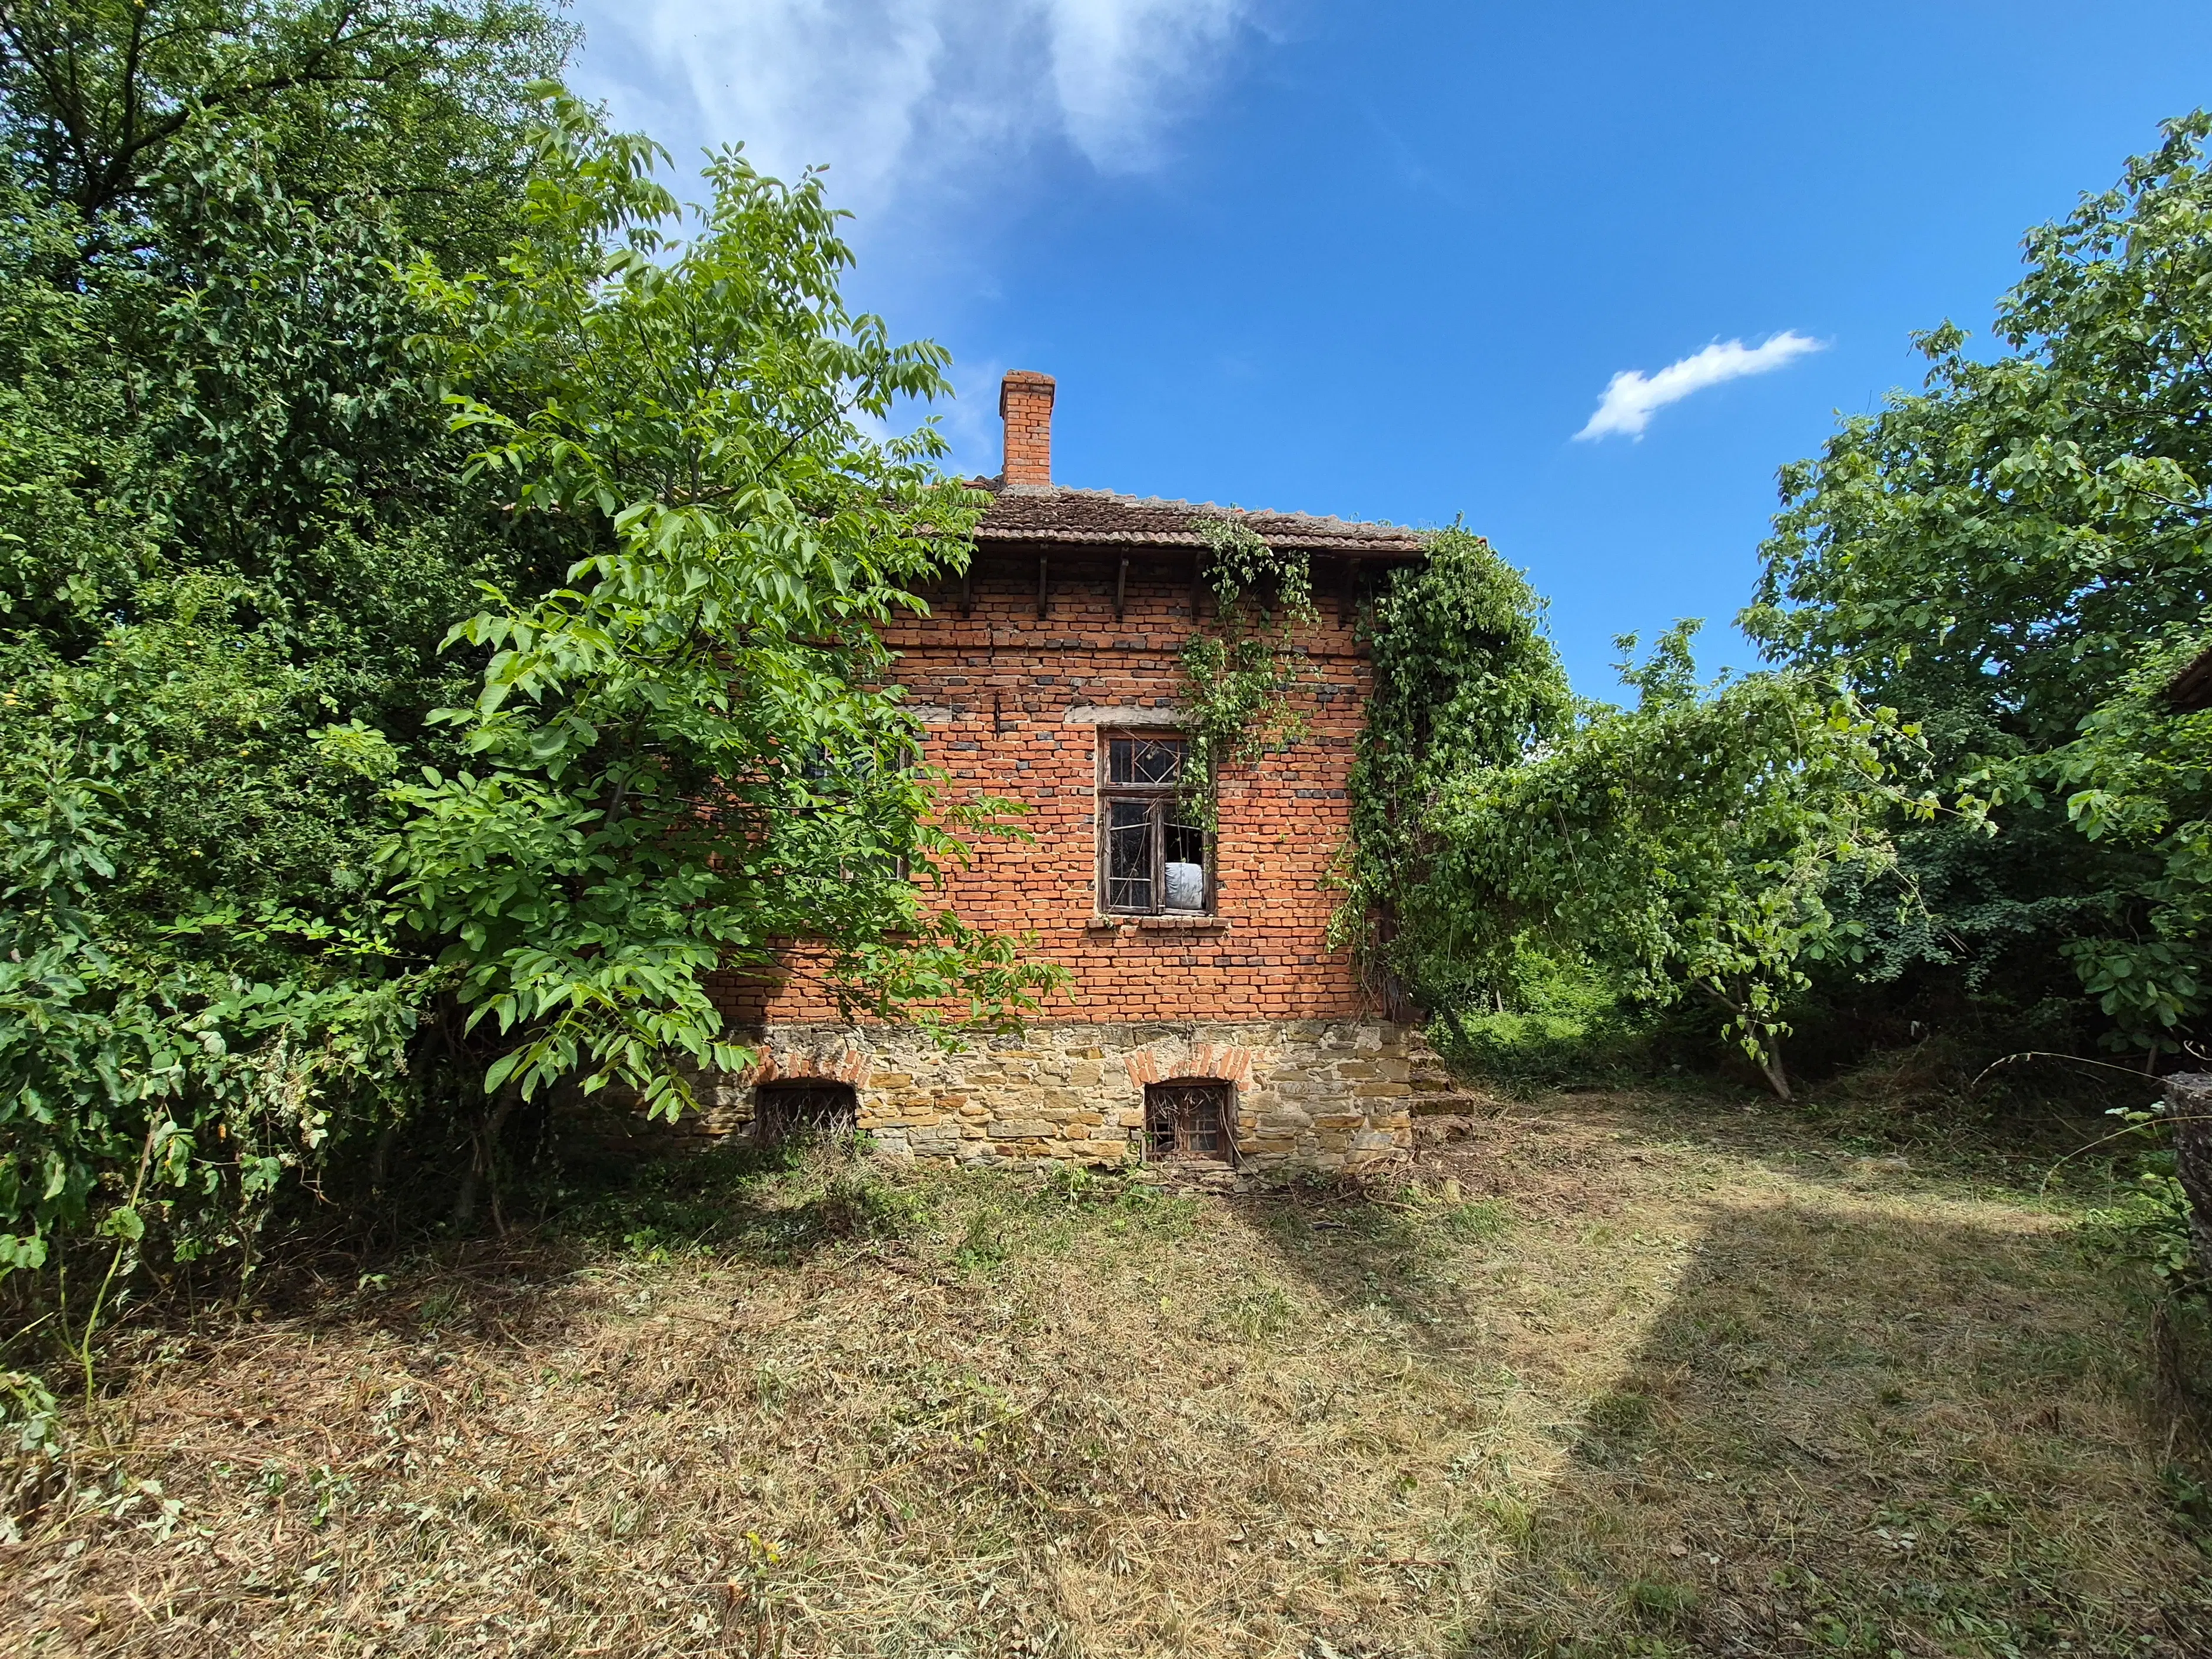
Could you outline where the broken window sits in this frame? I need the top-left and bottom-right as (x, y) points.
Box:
(752, 1080), (858, 1144)
(1099, 733), (1209, 914)
(1144, 1080), (1235, 1162)
(798, 741), (913, 885)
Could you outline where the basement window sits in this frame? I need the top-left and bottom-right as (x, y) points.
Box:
(752, 1080), (858, 1144)
(1144, 1080), (1234, 1162)
(1099, 733), (1209, 914)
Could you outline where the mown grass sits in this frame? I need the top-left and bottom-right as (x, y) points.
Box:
(4, 1090), (2209, 1657)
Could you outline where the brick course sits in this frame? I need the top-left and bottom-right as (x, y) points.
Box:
(712, 546), (1372, 1027)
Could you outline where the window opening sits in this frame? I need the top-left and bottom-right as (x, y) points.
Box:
(1145, 1080), (1233, 1162)
(800, 741), (914, 884)
(752, 1080), (858, 1143)
(1099, 733), (1209, 914)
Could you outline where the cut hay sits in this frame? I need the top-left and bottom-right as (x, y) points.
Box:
(5, 1093), (2207, 1656)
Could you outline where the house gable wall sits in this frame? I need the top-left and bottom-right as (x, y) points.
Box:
(710, 542), (1377, 1030)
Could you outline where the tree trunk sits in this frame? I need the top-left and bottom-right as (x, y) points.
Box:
(1697, 983), (1793, 1101)
(1757, 1033), (1793, 1102)
(1438, 1004), (1473, 1049)
(452, 1084), (520, 1235)
(2165, 1073), (2212, 1283)
(369, 1120), (399, 1195)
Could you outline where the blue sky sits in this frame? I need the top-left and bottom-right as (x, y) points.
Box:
(571, 0), (2212, 695)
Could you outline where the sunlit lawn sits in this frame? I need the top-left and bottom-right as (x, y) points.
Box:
(6, 1090), (2207, 1657)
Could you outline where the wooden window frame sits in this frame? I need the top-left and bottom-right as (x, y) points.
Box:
(1095, 730), (1212, 916)
(1143, 1079), (1236, 1163)
(751, 1080), (859, 1144)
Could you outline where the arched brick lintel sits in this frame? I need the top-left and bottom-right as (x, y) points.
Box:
(744, 1044), (872, 1090)
(1122, 1041), (1256, 1089)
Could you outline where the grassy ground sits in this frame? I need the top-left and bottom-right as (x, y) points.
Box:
(4, 1089), (2208, 1657)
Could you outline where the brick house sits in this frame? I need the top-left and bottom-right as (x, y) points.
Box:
(706, 371), (1452, 1176)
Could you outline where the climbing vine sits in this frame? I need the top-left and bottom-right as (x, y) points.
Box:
(1178, 516), (1318, 826)
(1344, 529), (1946, 1098)
(1339, 526), (1577, 1007)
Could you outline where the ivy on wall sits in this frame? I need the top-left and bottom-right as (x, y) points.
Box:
(1178, 515), (1319, 827)
(1338, 526), (1577, 1011)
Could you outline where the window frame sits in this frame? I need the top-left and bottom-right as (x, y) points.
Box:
(1142, 1079), (1237, 1163)
(1095, 729), (1212, 917)
(751, 1080), (860, 1144)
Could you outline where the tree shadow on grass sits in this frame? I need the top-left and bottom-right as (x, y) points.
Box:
(29, 1116), (2212, 1659)
(141, 1126), (927, 1371)
(1415, 1198), (2212, 1658)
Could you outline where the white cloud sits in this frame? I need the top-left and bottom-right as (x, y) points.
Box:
(1573, 331), (1826, 442)
(573, 0), (1252, 221)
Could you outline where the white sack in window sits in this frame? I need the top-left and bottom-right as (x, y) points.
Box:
(1165, 861), (1205, 912)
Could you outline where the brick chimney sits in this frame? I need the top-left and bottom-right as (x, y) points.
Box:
(999, 370), (1056, 492)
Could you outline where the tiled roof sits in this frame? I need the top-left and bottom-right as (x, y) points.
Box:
(971, 481), (1428, 558)
(2170, 645), (2212, 712)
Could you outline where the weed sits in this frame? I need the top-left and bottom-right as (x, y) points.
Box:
(415, 1286), (463, 1330)
(1585, 1391), (1653, 1441)
(1438, 1197), (1511, 1242)
(953, 1207), (1009, 1272)
(1219, 1279), (1299, 1341)
(807, 1167), (931, 1242)
(2162, 1461), (2212, 1545)
(753, 1363), (790, 1413)
(1625, 1575), (1703, 1628)
(1038, 1163), (1097, 1206)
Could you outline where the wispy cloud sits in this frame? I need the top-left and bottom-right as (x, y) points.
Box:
(574, 0), (1253, 221)
(1573, 331), (1826, 442)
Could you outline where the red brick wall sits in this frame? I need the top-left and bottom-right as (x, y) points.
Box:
(998, 372), (1055, 490)
(715, 543), (1376, 1027)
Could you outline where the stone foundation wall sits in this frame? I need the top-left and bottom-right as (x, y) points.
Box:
(689, 1020), (1452, 1176)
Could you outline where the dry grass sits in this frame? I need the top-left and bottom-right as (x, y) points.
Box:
(4, 1090), (2209, 1657)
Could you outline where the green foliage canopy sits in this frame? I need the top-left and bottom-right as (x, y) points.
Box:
(1747, 112), (2212, 1054)
(392, 94), (1063, 1116)
(0, 4), (565, 1281)
(0, 18), (1057, 1295)
(0, 0), (568, 255)
(1422, 629), (1941, 1097)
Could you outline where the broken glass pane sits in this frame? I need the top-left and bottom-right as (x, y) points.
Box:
(1107, 799), (1152, 911)
(1107, 736), (1185, 785)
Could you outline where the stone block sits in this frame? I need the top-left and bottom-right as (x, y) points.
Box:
(708, 1017), (1426, 1182)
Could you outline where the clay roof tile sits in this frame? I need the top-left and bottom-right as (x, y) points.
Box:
(969, 480), (1427, 558)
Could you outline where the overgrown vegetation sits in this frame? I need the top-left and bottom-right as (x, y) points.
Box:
(1348, 534), (1955, 1100)
(5, 2), (2212, 1640)
(1745, 112), (2212, 1066)
(1361, 115), (2212, 1109)
(0, 5), (1053, 1380)
(1175, 513), (1319, 827)
(1341, 525), (1574, 1011)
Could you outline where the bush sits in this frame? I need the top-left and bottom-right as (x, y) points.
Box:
(1432, 1007), (1661, 1096)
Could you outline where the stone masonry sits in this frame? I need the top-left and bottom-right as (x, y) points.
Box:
(696, 1019), (1454, 1176)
